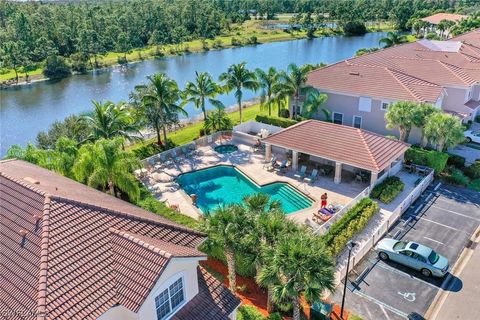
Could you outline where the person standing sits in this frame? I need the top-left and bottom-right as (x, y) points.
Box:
(321, 193), (328, 209)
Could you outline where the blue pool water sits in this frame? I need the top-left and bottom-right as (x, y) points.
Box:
(177, 165), (312, 214)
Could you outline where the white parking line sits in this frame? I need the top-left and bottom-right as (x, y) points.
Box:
(412, 216), (462, 232)
(353, 289), (408, 319)
(423, 236), (445, 245)
(372, 260), (440, 290)
(431, 205), (480, 222)
(380, 304), (392, 320)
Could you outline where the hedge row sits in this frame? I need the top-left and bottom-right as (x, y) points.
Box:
(405, 147), (449, 175)
(255, 115), (298, 128)
(321, 198), (379, 256)
(370, 176), (405, 204)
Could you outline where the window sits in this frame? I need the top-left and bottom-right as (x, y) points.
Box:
(353, 116), (362, 129)
(155, 277), (185, 320)
(381, 102), (390, 111)
(358, 97), (372, 112)
(333, 112), (343, 125)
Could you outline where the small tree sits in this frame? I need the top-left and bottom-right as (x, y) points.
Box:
(412, 103), (440, 147)
(204, 107), (232, 133)
(182, 71), (223, 121)
(424, 113), (465, 151)
(43, 55), (71, 79)
(379, 31), (407, 48)
(116, 32), (132, 63)
(385, 101), (417, 142)
(202, 204), (252, 293)
(301, 89), (328, 118)
(255, 67), (282, 116)
(258, 233), (335, 320)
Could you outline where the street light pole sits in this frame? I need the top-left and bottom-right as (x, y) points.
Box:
(340, 241), (357, 319)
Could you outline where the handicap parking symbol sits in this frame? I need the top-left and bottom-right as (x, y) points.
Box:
(397, 291), (416, 302)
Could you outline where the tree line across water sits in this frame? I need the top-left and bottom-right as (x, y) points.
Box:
(2, 0), (479, 82)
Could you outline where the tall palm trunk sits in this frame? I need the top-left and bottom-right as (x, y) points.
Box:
(225, 246), (237, 293)
(267, 286), (274, 313)
(201, 97), (207, 121)
(292, 295), (301, 320)
(155, 123), (162, 146)
(237, 95), (243, 124)
(108, 179), (115, 196)
(162, 125), (168, 147)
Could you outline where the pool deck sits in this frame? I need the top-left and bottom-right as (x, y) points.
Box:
(139, 139), (368, 224)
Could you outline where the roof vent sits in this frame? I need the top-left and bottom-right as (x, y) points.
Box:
(33, 214), (42, 231)
(19, 229), (28, 247)
(349, 71), (360, 76)
(24, 177), (40, 185)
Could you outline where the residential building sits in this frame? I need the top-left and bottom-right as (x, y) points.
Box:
(294, 28), (480, 143)
(421, 13), (467, 26)
(0, 159), (240, 320)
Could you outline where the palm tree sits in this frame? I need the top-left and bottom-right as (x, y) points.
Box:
(83, 100), (141, 143)
(219, 62), (258, 123)
(385, 101), (418, 142)
(136, 73), (187, 147)
(413, 103), (440, 147)
(280, 63), (312, 119)
(379, 31), (407, 48)
(202, 204), (251, 293)
(182, 71), (224, 121)
(204, 107), (232, 133)
(243, 194), (297, 312)
(301, 89), (328, 118)
(73, 137), (141, 201)
(258, 233), (335, 320)
(255, 67), (282, 116)
(424, 113), (465, 151)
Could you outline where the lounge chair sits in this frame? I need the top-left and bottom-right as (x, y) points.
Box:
(274, 160), (288, 173)
(312, 210), (333, 223)
(294, 165), (307, 179)
(304, 169), (318, 183)
(263, 156), (277, 170)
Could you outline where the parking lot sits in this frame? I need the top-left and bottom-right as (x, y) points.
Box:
(334, 184), (480, 320)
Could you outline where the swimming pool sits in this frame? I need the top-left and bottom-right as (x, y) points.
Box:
(177, 165), (313, 214)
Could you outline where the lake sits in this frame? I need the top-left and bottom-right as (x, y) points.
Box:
(0, 32), (386, 155)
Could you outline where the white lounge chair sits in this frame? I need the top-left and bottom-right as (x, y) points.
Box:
(294, 165), (307, 179)
(304, 169), (318, 183)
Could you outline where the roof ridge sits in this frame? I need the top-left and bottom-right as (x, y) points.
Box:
(37, 195), (52, 320)
(438, 60), (471, 85)
(261, 119), (314, 141)
(109, 228), (173, 258)
(49, 195), (206, 238)
(0, 171), (47, 197)
(385, 68), (423, 101)
(357, 130), (379, 171)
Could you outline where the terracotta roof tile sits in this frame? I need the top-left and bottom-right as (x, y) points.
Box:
(0, 160), (239, 320)
(262, 120), (410, 172)
(421, 13), (466, 25)
(171, 267), (241, 320)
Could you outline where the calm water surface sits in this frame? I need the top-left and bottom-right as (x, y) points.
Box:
(0, 32), (386, 155)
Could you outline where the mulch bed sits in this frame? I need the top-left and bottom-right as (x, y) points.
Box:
(201, 257), (349, 319)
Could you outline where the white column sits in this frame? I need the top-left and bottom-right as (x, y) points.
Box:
(370, 171), (378, 185)
(265, 143), (272, 162)
(334, 162), (342, 184)
(292, 151), (299, 171)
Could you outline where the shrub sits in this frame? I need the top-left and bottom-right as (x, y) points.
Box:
(464, 161), (480, 179)
(321, 198), (379, 256)
(468, 179), (480, 192)
(447, 154), (466, 169)
(446, 168), (469, 186)
(255, 115), (298, 128)
(248, 35), (258, 45)
(370, 176), (405, 203)
(279, 109), (290, 118)
(405, 147), (449, 175)
(231, 37), (242, 46)
(343, 20), (367, 35)
(237, 305), (265, 320)
(267, 313), (282, 320)
(475, 115), (480, 123)
(131, 139), (176, 159)
(70, 52), (88, 73)
(43, 55), (71, 79)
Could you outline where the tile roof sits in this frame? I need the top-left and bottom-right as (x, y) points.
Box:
(307, 30), (480, 102)
(306, 61), (444, 102)
(171, 267), (241, 320)
(0, 160), (239, 320)
(421, 13), (466, 25)
(262, 120), (410, 172)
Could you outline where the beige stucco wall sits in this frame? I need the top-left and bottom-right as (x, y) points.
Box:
(98, 257), (205, 320)
(442, 87), (471, 113)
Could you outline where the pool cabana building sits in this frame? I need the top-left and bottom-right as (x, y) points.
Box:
(261, 120), (410, 185)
